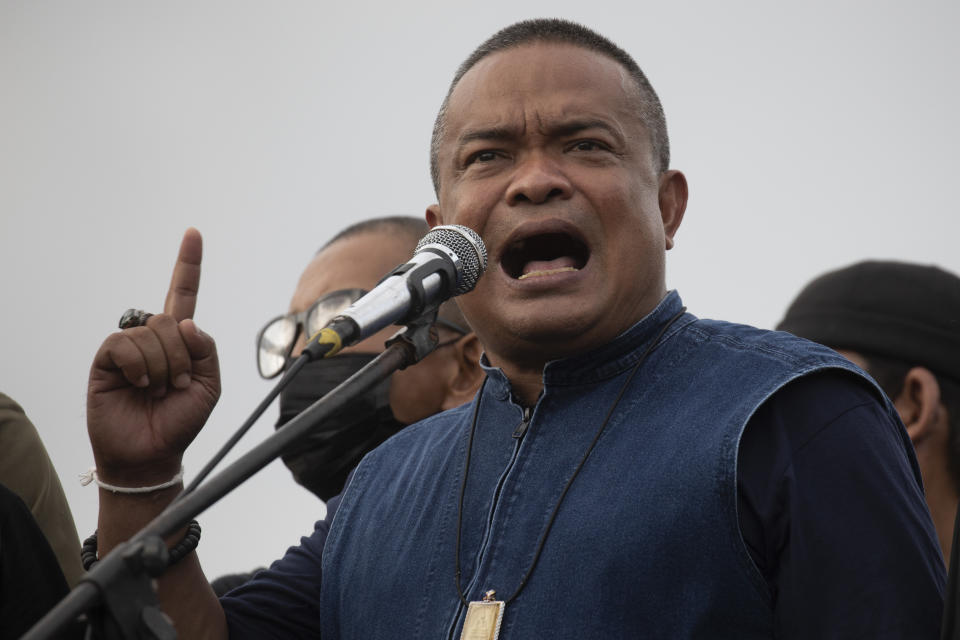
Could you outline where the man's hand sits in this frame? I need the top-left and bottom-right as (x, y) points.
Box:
(85, 228), (230, 638)
(87, 228), (221, 486)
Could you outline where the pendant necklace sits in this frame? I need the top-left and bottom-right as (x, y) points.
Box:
(455, 307), (687, 640)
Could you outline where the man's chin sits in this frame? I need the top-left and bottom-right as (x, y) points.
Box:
(493, 309), (610, 361)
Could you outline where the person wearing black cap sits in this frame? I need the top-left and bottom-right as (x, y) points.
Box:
(778, 260), (960, 564)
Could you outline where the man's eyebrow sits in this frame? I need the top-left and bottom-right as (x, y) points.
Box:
(456, 126), (519, 147)
(542, 118), (625, 142)
(454, 119), (626, 151)
(456, 119), (625, 147)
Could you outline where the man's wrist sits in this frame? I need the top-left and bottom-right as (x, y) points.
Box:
(82, 465), (184, 494)
(91, 455), (184, 488)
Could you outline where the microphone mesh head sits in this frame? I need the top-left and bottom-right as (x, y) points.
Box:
(415, 225), (488, 295)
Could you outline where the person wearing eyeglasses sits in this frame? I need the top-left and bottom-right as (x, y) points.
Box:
(205, 216), (484, 596)
(255, 215), (483, 503)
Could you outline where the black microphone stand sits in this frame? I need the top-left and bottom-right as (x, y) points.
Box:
(24, 314), (441, 640)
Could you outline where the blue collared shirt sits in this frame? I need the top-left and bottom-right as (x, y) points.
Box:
(223, 292), (944, 638)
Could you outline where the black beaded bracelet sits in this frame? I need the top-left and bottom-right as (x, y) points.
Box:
(81, 520), (202, 571)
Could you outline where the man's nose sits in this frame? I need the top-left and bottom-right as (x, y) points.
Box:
(505, 152), (573, 205)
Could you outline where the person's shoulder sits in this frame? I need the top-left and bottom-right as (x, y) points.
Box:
(0, 391), (24, 414)
(344, 401), (478, 496)
(762, 368), (891, 430)
(0, 391), (44, 447)
(373, 399), (475, 453)
(406, 400), (474, 433)
(0, 391), (32, 429)
(689, 316), (825, 351)
(686, 317), (855, 370)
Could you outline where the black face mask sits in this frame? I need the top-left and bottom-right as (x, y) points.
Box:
(275, 353), (405, 501)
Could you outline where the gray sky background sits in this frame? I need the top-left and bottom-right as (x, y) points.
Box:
(1, 1), (958, 579)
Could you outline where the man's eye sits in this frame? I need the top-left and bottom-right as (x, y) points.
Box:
(570, 140), (606, 152)
(468, 151), (499, 164)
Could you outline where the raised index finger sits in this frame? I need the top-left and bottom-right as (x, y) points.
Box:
(163, 227), (203, 321)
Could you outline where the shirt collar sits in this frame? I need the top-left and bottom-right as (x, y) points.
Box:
(480, 290), (692, 397)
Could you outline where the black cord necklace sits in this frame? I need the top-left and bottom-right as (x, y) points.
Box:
(453, 307), (687, 637)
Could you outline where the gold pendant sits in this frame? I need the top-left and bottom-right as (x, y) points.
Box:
(460, 590), (504, 640)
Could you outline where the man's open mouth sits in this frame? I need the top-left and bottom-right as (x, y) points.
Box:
(500, 232), (590, 280)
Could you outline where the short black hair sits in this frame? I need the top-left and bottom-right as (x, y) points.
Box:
(864, 353), (960, 494)
(321, 215), (470, 332)
(429, 18), (670, 194)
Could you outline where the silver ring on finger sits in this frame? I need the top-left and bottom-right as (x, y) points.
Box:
(119, 308), (155, 330)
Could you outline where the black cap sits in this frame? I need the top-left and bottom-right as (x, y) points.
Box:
(777, 260), (960, 381)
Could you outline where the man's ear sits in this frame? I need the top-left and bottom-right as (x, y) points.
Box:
(426, 205), (443, 229)
(894, 366), (943, 446)
(658, 170), (688, 250)
(440, 333), (485, 411)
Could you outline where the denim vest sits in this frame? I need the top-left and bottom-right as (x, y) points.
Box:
(320, 292), (900, 639)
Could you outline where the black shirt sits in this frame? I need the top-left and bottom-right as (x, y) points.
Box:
(739, 370), (945, 637)
(0, 483), (83, 640)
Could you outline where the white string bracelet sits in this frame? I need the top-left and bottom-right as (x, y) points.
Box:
(79, 466), (185, 494)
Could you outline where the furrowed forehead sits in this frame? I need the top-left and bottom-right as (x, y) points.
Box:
(431, 30), (668, 193)
(440, 44), (645, 155)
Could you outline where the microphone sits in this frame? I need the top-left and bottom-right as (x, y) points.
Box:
(304, 224), (487, 359)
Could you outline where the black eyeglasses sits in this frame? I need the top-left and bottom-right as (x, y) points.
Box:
(256, 288), (469, 378)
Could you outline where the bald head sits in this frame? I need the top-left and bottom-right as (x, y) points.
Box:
(320, 216), (428, 253)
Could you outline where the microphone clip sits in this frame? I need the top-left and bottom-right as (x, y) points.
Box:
(387, 246), (459, 322)
(385, 306), (441, 369)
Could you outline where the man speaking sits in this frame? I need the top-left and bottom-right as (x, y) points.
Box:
(82, 18), (944, 639)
